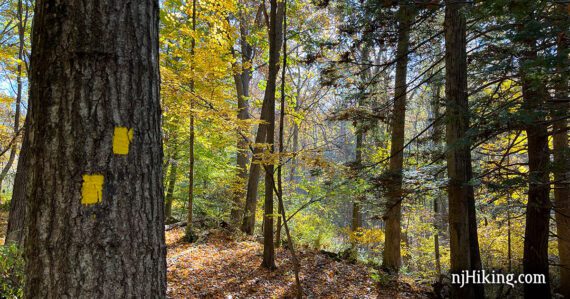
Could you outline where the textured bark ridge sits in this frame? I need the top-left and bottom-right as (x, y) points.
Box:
(22, 1), (166, 297)
(444, 1), (483, 298)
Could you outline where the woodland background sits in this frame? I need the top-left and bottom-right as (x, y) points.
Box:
(0, 0), (568, 298)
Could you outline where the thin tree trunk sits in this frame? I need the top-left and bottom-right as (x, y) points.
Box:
(382, 4), (412, 272)
(351, 130), (363, 232)
(444, 1), (483, 298)
(0, 0), (27, 204)
(261, 0), (284, 270)
(5, 119), (28, 246)
(553, 4), (570, 297)
(275, 0), (288, 249)
(4, 0), (27, 246)
(520, 31), (552, 299)
(431, 81), (443, 280)
(165, 149), (179, 220)
(21, 1), (166, 297)
(185, 0), (197, 241)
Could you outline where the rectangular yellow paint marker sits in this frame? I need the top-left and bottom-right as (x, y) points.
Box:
(113, 127), (134, 155)
(81, 174), (104, 205)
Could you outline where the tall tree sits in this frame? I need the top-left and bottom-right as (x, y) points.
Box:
(230, 2), (261, 227)
(444, 1), (483, 298)
(382, 2), (413, 272)
(518, 9), (552, 299)
(4, 0), (29, 246)
(20, 1), (166, 297)
(0, 0), (27, 195)
(185, 0), (197, 241)
(553, 2), (569, 296)
(261, 0), (284, 270)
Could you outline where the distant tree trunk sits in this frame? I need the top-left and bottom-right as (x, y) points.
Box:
(553, 4), (569, 297)
(21, 0), (166, 297)
(261, 0), (284, 270)
(0, 0), (27, 203)
(519, 29), (552, 299)
(241, 3), (283, 236)
(351, 130), (363, 232)
(4, 0), (27, 245)
(430, 81), (443, 279)
(382, 4), (412, 273)
(230, 14), (253, 227)
(5, 119), (28, 246)
(241, 109), (269, 235)
(275, 3), (288, 249)
(165, 149), (179, 220)
(444, 2), (483, 298)
(185, 0), (197, 241)
(289, 95), (300, 182)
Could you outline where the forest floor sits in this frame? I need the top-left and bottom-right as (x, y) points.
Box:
(0, 211), (432, 298)
(166, 227), (432, 298)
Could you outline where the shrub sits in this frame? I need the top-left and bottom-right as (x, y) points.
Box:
(0, 243), (24, 298)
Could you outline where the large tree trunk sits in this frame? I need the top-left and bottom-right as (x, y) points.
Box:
(520, 33), (552, 299)
(261, 0), (284, 270)
(21, 1), (166, 297)
(382, 4), (412, 273)
(553, 4), (570, 297)
(444, 2), (483, 298)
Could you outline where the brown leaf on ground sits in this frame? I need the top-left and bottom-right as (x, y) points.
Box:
(166, 228), (432, 299)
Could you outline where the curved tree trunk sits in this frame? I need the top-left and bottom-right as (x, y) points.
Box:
(21, 1), (166, 297)
(261, 0), (284, 270)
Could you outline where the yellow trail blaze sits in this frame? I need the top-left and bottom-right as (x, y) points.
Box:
(113, 127), (134, 155)
(81, 174), (104, 205)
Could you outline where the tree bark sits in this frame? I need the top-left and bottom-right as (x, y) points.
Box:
(553, 4), (569, 297)
(520, 30), (552, 299)
(382, 4), (412, 273)
(5, 118), (28, 246)
(230, 12), (253, 227)
(444, 1), (483, 298)
(261, 0), (284, 270)
(21, 1), (166, 297)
